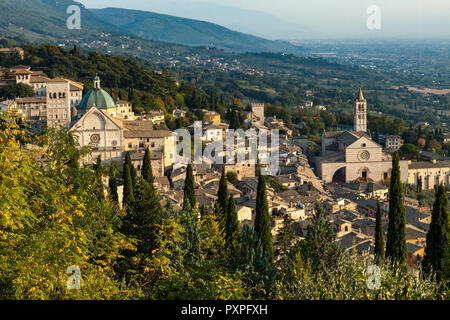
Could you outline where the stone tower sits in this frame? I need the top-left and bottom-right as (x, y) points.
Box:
(252, 103), (265, 124)
(354, 88), (367, 132)
(46, 78), (71, 129)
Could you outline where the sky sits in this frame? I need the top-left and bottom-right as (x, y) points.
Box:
(77, 0), (450, 40)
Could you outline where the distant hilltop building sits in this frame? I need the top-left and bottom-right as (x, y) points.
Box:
(316, 89), (409, 184)
(251, 103), (264, 124)
(0, 47), (24, 59)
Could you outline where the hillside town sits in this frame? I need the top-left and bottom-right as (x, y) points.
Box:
(1, 62), (449, 274)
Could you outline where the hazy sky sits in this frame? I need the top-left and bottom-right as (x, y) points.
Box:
(78, 0), (450, 39)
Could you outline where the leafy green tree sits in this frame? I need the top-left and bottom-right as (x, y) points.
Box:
(386, 152), (407, 269)
(0, 83), (34, 99)
(374, 201), (384, 264)
(0, 115), (137, 299)
(399, 143), (421, 160)
(254, 174), (273, 264)
(183, 164), (196, 210)
(422, 184), (450, 279)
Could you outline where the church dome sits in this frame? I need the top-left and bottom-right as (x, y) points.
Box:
(78, 76), (115, 110)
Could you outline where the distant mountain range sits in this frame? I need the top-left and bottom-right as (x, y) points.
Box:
(90, 7), (305, 54)
(0, 0), (127, 43)
(0, 0), (305, 56)
(88, 1), (315, 41)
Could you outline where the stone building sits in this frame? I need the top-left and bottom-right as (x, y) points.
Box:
(70, 106), (123, 164)
(407, 160), (450, 190)
(385, 135), (404, 150)
(251, 103), (265, 124)
(46, 78), (71, 129)
(316, 89), (409, 184)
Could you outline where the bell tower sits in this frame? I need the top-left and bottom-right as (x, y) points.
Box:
(354, 88), (367, 132)
(93, 75), (101, 89)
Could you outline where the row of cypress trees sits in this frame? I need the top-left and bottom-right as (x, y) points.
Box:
(374, 151), (449, 280)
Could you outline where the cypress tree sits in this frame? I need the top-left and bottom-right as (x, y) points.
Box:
(141, 147), (154, 185)
(230, 110), (240, 130)
(217, 167), (229, 228)
(422, 184), (450, 279)
(183, 163), (196, 210)
(108, 167), (119, 204)
(180, 199), (200, 265)
(385, 151), (407, 268)
(94, 155), (104, 202)
(130, 162), (137, 188)
(225, 194), (239, 252)
(254, 174), (273, 264)
(124, 151), (137, 188)
(200, 203), (208, 217)
(374, 201), (384, 264)
(122, 177), (163, 257)
(122, 163), (134, 208)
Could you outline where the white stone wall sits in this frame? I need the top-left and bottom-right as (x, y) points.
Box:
(71, 108), (123, 163)
(408, 166), (450, 190)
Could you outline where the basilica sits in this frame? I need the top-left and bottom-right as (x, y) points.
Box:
(315, 89), (408, 184)
(0, 71), (175, 178)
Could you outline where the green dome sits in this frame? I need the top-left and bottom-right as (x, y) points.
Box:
(78, 87), (116, 110)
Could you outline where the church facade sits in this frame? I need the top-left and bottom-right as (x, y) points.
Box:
(316, 89), (408, 184)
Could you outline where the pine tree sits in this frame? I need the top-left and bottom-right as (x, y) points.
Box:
(225, 194), (239, 252)
(374, 201), (384, 264)
(274, 214), (294, 261)
(385, 151), (407, 268)
(217, 167), (229, 228)
(183, 163), (196, 210)
(301, 203), (342, 273)
(254, 174), (273, 264)
(422, 184), (450, 279)
(141, 147), (154, 185)
(232, 225), (277, 298)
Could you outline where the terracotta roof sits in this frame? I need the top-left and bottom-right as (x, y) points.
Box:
(15, 70), (32, 75)
(409, 160), (450, 169)
(124, 129), (172, 139)
(30, 75), (49, 83)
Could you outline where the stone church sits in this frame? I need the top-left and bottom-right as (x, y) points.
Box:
(316, 89), (408, 184)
